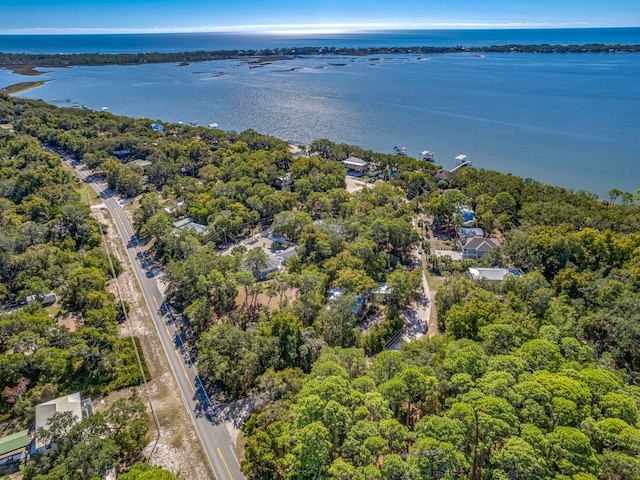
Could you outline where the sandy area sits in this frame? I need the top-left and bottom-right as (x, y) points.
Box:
(91, 204), (212, 479)
(433, 249), (462, 261)
(345, 176), (373, 193)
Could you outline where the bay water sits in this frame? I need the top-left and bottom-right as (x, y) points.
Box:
(2, 29), (639, 197)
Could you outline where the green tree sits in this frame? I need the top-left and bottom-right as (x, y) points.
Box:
(119, 463), (178, 480)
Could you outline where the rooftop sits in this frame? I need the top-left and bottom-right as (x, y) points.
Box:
(459, 227), (484, 238)
(463, 237), (499, 252)
(35, 392), (83, 450)
(468, 267), (523, 281)
(172, 217), (206, 233)
(342, 156), (368, 167)
(0, 429), (29, 458)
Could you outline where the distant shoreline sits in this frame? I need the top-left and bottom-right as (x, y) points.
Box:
(1, 43), (638, 74)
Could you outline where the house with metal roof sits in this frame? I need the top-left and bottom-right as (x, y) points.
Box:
(468, 268), (524, 281)
(172, 217), (206, 234)
(341, 156), (369, 173)
(34, 392), (91, 452)
(0, 429), (30, 472)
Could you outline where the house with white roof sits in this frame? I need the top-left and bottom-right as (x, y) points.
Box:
(341, 156), (369, 173)
(35, 392), (92, 452)
(468, 268), (524, 282)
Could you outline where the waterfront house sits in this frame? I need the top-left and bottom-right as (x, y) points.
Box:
(288, 145), (307, 158)
(341, 157), (369, 173)
(435, 169), (454, 182)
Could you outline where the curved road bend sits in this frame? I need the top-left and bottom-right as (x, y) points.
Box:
(59, 154), (244, 480)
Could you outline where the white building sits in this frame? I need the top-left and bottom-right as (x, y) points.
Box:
(35, 393), (90, 451)
(468, 268), (523, 281)
(341, 156), (369, 173)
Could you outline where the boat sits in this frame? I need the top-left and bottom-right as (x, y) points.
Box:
(208, 122), (219, 128)
(189, 120), (199, 127)
(420, 150), (435, 162)
(100, 106), (108, 111)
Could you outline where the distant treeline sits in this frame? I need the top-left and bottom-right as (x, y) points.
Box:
(1, 43), (639, 68)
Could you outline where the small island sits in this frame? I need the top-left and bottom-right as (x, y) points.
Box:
(1, 80), (50, 94)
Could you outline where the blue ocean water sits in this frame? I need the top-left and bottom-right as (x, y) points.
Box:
(2, 29), (639, 197)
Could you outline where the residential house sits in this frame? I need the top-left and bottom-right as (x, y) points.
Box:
(172, 217), (206, 234)
(35, 392), (92, 452)
(341, 156), (369, 173)
(458, 227), (484, 242)
(0, 429), (30, 473)
(130, 159), (152, 174)
(111, 148), (132, 160)
(372, 283), (394, 303)
(274, 173), (291, 190)
(462, 237), (499, 260)
(243, 245), (296, 280)
(327, 287), (365, 316)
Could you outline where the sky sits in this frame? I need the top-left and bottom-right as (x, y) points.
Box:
(2, 0), (639, 34)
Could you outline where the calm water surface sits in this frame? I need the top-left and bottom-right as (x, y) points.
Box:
(2, 29), (639, 197)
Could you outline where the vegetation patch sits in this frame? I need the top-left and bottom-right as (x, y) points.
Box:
(1, 80), (50, 94)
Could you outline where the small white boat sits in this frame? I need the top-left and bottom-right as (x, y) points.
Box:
(101, 106), (108, 111)
(189, 120), (199, 127)
(208, 122), (219, 128)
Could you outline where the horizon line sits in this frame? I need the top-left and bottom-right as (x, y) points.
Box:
(1, 21), (638, 36)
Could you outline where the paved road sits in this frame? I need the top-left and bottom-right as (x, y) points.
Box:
(58, 152), (244, 480)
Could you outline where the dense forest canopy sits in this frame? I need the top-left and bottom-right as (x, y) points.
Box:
(1, 92), (640, 479)
(0, 100), (176, 478)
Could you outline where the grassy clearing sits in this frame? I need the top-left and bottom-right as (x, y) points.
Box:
(78, 182), (102, 206)
(44, 303), (62, 317)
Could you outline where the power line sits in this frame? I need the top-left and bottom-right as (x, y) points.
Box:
(88, 180), (162, 462)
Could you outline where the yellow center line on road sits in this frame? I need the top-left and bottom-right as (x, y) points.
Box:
(218, 448), (234, 479)
(154, 298), (197, 395)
